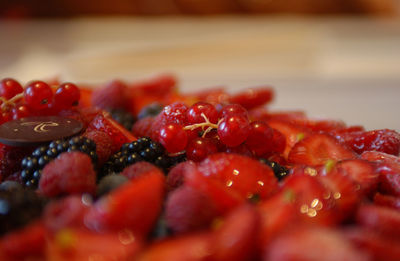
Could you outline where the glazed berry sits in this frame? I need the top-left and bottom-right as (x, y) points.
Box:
(110, 109), (135, 130)
(53, 82), (80, 110)
(97, 174), (129, 197)
(159, 123), (188, 153)
(186, 102), (219, 125)
(217, 115), (250, 147)
(24, 81), (53, 110)
(0, 187), (46, 235)
(0, 78), (23, 99)
(138, 102), (163, 119)
(20, 136), (97, 188)
(259, 158), (289, 181)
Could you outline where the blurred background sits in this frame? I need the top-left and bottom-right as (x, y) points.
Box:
(0, 0), (399, 130)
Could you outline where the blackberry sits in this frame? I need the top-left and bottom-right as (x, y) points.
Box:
(0, 185), (46, 235)
(20, 136), (97, 188)
(101, 137), (185, 178)
(259, 159), (290, 181)
(137, 102), (163, 119)
(110, 109), (135, 130)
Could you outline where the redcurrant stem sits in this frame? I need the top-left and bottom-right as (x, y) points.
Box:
(183, 113), (223, 138)
(0, 93), (24, 111)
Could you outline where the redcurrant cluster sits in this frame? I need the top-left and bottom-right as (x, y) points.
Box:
(0, 78), (80, 124)
(153, 101), (286, 162)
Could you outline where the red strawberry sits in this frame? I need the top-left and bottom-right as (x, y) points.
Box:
(85, 169), (165, 237)
(264, 226), (370, 261)
(293, 118), (347, 133)
(91, 79), (131, 111)
(136, 233), (212, 261)
(288, 133), (356, 165)
(379, 173), (400, 197)
(132, 117), (155, 137)
(197, 153), (279, 200)
(0, 221), (46, 260)
(229, 87), (274, 110)
(82, 130), (113, 166)
(87, 114), (136, 152)
(46, 228), (142, 261)
(185, 168), (244, 215)
(165, 185), (218, 234)
(131, 74), (177, 97)
(344, 227), (400, 261)
(361, 151), (400, 175)
(39, 152), (97, 197)
(339, 129), (400, 156)
(267, 119), (309, 158)
(356, 204), (400, 238)
(43, 195), (91, 232)
(212, 204), (260, 261)
(374, 193), (400, 210)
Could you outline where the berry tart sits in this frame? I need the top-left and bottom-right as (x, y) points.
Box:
(0, 75), (399, 261)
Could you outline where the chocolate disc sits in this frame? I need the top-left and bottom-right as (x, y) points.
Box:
(0, 116), (83, 146)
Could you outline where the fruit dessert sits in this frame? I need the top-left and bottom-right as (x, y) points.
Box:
(0, 75), (399, 261)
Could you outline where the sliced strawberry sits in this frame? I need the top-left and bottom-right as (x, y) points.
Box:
(292, 118), (347, 133)
(248, 108), (307, 123)
(344, 227), (400, 261)
(374, 193), (400, 210)
(379, 173), (400, 197)
(185, 169), (244, 215)
(288, 133), (356, 165)
(136, 233), (213, 261)
(267, 119), (310, 158)
(130, 74), (177, 97)
(198, 153), (279, 200)
(0, 221), (46, 260)
(47, 228), (142, 261)
(282, 172), (338, 226)
(257, 191), (298, 245)
(229, 87), (274, 110)
(338, 129), (400, 156)
(212, 204), (260, 261)
(361, 151), (400, 175)
(85, 169), (165, 237)
(264, 226), (370, 261)
(165, 185), (218, 234)
(356, 204), (400, 238)
(87, 114), (136, 152)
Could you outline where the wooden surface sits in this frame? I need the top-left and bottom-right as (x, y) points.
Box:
(0, 17), (399, 130)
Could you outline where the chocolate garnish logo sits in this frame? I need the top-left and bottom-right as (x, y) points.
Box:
(21, 121), (60, 133)
(0, 116), (83, 146)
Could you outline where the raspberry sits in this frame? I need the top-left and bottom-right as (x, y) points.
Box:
(132, 117), (155, 137)
(159, 102), (188, 125)
(165, 185), (218, 234)
(39, 152), (96, 197)
(166, 161), (197, 191)
(91, 80), (130, 111)
(121, 161), (161, 180)
(83, 130), (113, 166)
(0, 144), (32, 182)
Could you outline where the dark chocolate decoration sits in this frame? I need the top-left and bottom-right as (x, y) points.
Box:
(0, 116), (83, 146)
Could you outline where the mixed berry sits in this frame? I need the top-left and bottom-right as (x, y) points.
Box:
(0, 75), (399, 261)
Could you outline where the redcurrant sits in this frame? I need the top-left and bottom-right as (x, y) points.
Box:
(220, 104), (248, 119)
(186, 102), (219, 124)
(12, 105), (31, 120)
(54, 82), (80, 110)
(24, 81), (53, 110)
(246, 121), (274, 156)
(186, 137), (218, 162)
(0, 78), (23, 99)
(217, 115), (250, 147)
(158, 123), (188, 153)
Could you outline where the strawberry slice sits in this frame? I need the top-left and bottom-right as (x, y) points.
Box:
(344, 227), (400, 261)
(361, 151), (400, 175)
(0, 221), (46, 260)
(136, 233), (213, 261)
(374, 193), (400, 210)
(264, 226), (370, 261)
(288, 133), (356, 165)
(197, 153), (279, 200)
(85, 169), (165, 237)
(87, 114), (136, 152)
(130, 74), (177, 98)
(356, 204), (400, 238)
(47, 228), (142, 261)
(229, 87), (274, 110)
(212, 204), (260, 261)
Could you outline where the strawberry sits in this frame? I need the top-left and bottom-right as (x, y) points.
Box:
(85, 168), (165, 237)
(264, 226), (370, 261)
(338, 129), (400, 156)
(136, 233), (213, 261)
(361, 151), (400, 175)
(379, 173), (400, 197)
(229, 87), (274, 110)
(46, 228), (142, 261)
(91, 79), (131, 111)
(292, 118), (347, 133)
(356, 204), (400, 238)
(165, 185), (218, 234)
(212, 204), (260, 261)
(130, 74), (177, 97)
(288, 133), (356, 165)
(87, 113), (136, 152)
(344, 227), (400, 261)
(39, 152), (97, 197)
(197, 153), (279, 200)
(0, 221), (46, 261)
(374, 193), (400, 210)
